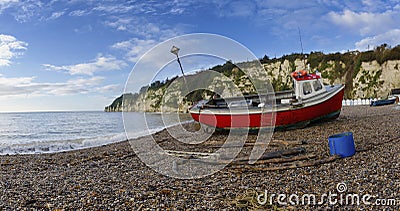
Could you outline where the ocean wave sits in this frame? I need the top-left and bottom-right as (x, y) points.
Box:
(0, 119), (194, 155)
(0, 133), (126, 155)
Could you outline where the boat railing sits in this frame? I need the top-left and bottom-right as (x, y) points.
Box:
(228, 99), (253, 107)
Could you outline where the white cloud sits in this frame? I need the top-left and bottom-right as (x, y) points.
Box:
(43, 55), (127, 75)
(13, 0), (43, 22)
(95, 84), (121, 93)
(168, 7), (184, 15)
(1, 0), (80, 22)
(360, 0), (393, 12)
(104, 17), (133, 31)
(0, 77), (37, 96)
(362, 0), (376, 8)
(92, 4), (135, 14)
(2, 1), (185, 40)
(104, 16), (182, 40)
(107, 15), (183, 64)
(328, 9), (399, 35)
(47, 76), (104, 95)
(0, 0), (18, 12)
(0, 75), (35, 86)
(111, 38), (157, 63)
(0, 34), (28, 66)
(0, 74), (119, 97)
(69, 9), (89, 16)
(106, 16), (183, 64)
(355, 29), (400, 50)
(91, 1), (192, 16)
(47, 11), (64, 20)
(214, 0), (257, 17)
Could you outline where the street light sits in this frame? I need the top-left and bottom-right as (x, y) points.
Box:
(170, 45), (189, 111)
(170, 45), (180, 57)
(170, 46), (187, 84)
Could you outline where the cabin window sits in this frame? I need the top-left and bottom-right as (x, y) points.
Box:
(313, 80), (323, 92)
(303, 82), (312, 95)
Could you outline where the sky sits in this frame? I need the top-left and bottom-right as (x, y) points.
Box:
(1, 0), (400, 112)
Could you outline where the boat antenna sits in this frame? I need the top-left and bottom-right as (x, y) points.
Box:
(298, 27), (306, 70)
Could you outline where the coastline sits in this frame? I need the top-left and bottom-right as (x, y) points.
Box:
(1, 105), (399, 209)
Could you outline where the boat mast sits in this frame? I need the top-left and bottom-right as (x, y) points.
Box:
(298, 27), (306, 70)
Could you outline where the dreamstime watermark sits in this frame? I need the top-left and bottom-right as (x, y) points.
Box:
(257, 182), (398, 207)
(123, 33), (276, 179)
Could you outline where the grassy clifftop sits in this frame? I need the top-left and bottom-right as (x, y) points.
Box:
(105, 44), (400, 112)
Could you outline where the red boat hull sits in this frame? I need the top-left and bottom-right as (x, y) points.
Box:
(190, 87), (344, 129)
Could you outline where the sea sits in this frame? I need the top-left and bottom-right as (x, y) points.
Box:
(0, 111), (191, 155)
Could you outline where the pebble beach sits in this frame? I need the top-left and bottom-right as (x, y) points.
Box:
(1, 105), (399, 210)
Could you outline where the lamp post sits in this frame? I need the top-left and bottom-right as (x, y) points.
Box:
(170, 46), (187, 84)
(170, 45), (189, 111)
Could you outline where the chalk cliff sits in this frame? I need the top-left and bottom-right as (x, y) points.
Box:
(105, 45), (400, 112)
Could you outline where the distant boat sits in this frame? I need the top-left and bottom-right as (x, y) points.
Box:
(189, 70), (345, 130)
(370, 96), (397, 106)
(391, 88), (400, 105)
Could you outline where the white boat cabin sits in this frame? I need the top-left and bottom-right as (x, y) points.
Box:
(200, 70), (327, 109)
(292, 72), (326, 100)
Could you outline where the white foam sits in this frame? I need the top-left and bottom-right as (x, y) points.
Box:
(0, 133), (126, 155)
(0, 119), (195, 155)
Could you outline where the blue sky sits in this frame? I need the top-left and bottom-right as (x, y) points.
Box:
(1, 0), (400, 112)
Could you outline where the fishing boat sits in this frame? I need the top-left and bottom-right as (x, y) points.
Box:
(370, 96), (397, 106)
(189, 70), (345, 130)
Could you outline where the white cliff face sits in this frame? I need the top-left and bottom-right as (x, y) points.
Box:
(106, 58), (400, 112)
(352, 60), (400, 98)
(375, 60), (400, 97)
(249, 58), (400, 99)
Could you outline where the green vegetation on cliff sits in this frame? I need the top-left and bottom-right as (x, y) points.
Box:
(105, 44), (400, 112)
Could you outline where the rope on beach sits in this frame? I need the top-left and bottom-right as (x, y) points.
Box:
(230, 156), (341, 210)
(356, 135), (400, 152)
(233, 155), (341, 172)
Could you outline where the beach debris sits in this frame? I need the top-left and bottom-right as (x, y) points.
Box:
(239, 155), (341, 171)
(248, 154), (317, 165)
(269, 139), (308, 147)
(165, 150), (214, 158)
(227, 147), (307, 164)
(252, 147), (306, 161)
